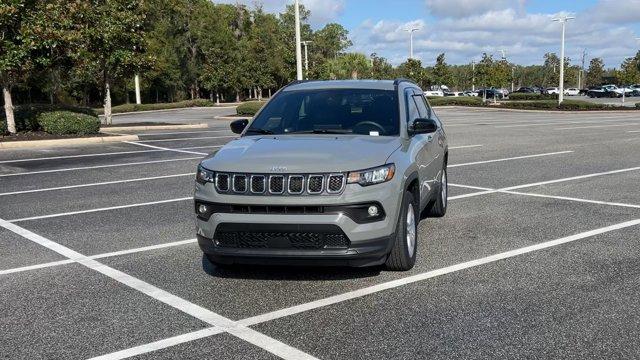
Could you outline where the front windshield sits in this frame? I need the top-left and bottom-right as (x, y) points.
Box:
(246, 88), (399, 136)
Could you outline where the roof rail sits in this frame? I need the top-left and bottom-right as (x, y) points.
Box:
(284, 79), (312, 88)
(393, 78), (417, 86)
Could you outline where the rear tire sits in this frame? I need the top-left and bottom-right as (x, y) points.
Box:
(427, 167), (448, 217)
(385, 191), (418, 271)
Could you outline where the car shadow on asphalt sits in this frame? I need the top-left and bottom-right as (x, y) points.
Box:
(202, 255), (382, 280)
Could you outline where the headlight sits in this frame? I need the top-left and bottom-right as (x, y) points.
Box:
(347, 164), (395, 186)
(196, 165), (214, 184)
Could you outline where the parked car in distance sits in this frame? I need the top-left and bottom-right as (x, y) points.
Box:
(476, 88), (504, 99)
(545, 87), (560, 95)
(444, 91), (465, 97)
(464, 90), (479, 97)
(424, 85), (449, 97)
(195, 79), (449, 271)
(514, 87), (535, 93)
(564, 88), (580, 96)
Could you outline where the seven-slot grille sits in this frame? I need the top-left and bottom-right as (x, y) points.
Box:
(213, 173), (346, 195)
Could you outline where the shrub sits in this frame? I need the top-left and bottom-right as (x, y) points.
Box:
(636, 102), (640, 109)
(427, 96), (484, 107)
(37, 111), (100, 135)
(0, 104), (96, 134)
(236, 101), (265, 116)
(499, 100), (616, 111)
(95, 99), (216, 115)
(508, 93), (558, 101)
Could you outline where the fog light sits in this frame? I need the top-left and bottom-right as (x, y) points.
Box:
(367, 205), (379, 217)
(198, 204), (208, 214)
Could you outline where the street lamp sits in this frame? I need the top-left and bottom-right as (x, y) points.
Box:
(294, 0), (303, 80)
(301, 41), (312, 80)
(552, 15), (575, 104)
(405, 28), (420, 59)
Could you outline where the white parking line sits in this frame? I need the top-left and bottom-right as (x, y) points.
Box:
(449, 183), (640, 209)
(448, 165), (640, 200)
(92, 218), (640, 359)
(0, 157), (201, 177)
(0, 218), (317, 360)
(448, 151), (573, 168)
(555, 123), (640, 130)
(449, 145), (483, 149)
(9, 197), (192, 222)
(629, 130), (640, 133)
(0, 173), (195, 197)
(124, 141), (207, 156)
(0, 238), (197, 276)
(136, 135), (236, 143)
(88, 328), (225, 360)
(0, 146), (222, 164)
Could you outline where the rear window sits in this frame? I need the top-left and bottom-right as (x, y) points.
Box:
(247, 89), (399, 136)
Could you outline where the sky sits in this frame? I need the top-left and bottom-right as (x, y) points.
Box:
(215, 0), (640, 68)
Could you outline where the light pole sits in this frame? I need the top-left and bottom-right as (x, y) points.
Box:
(301, 41), (312, 80)
(405, 28), (420, 59)
(134, 74), (141, 105)
(471, 61), (475, 91)
(553, 15), (575, 104)
(294, 0), (303, 80)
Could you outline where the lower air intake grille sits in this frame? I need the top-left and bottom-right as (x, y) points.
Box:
(214, 224), (350, 250)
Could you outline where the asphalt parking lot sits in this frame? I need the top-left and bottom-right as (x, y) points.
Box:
(1, 106), (640, 359)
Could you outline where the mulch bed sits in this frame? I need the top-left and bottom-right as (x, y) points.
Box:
(0, 132), (114, 142)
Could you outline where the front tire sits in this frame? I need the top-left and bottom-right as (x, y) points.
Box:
(427, 167), (448, 217)
(385, 191), (418, 271)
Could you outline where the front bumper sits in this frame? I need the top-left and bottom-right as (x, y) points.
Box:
(194, 178), (403, 266)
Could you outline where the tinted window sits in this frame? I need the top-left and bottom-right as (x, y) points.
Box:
(248, 89), (399, 136)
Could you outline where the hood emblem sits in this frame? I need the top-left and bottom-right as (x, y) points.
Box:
(270, 166), (288, 172)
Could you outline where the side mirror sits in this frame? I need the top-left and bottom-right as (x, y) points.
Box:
(230, 119), (249, 134)
(410, 118), (438, 134)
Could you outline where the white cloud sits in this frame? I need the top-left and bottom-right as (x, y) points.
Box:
(588, 0), (640, 24)
(425, 0), (526, 18)
(350, 4), (639, 68)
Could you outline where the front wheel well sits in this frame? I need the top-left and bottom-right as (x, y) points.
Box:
(406, 177), (419, 203)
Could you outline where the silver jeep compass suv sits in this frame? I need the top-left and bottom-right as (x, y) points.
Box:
(195, 79), (448, 271)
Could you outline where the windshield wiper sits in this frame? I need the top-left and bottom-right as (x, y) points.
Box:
(288, 129), (352, 134)
(245, 128), (274, 135)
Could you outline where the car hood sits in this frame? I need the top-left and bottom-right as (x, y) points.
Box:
(201, 135), (402, 173)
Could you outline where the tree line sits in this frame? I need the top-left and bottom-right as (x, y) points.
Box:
(2, 0), (639, 133)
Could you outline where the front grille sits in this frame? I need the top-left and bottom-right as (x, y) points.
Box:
(214, 224), (350, 250)
(213, 172), (346, 195)
(288, 175), (304, 194)
(250, 175), (265, 193)
(307, 175), (324, 194)
(233, 175), (247, 193)
(269, 175), (284, 194)
(327, 174), (345, 193)
(215, 173), (229, 192)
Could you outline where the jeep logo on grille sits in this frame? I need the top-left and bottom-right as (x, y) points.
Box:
(270, 166), (288, 172)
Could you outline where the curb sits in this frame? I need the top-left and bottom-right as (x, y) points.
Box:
(0, 134), (140, 150)
(432, 105), (640, 114)
(97, 105), (238, 117)
(100, 123), (208, 132)
(214, 115), (249, 120)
